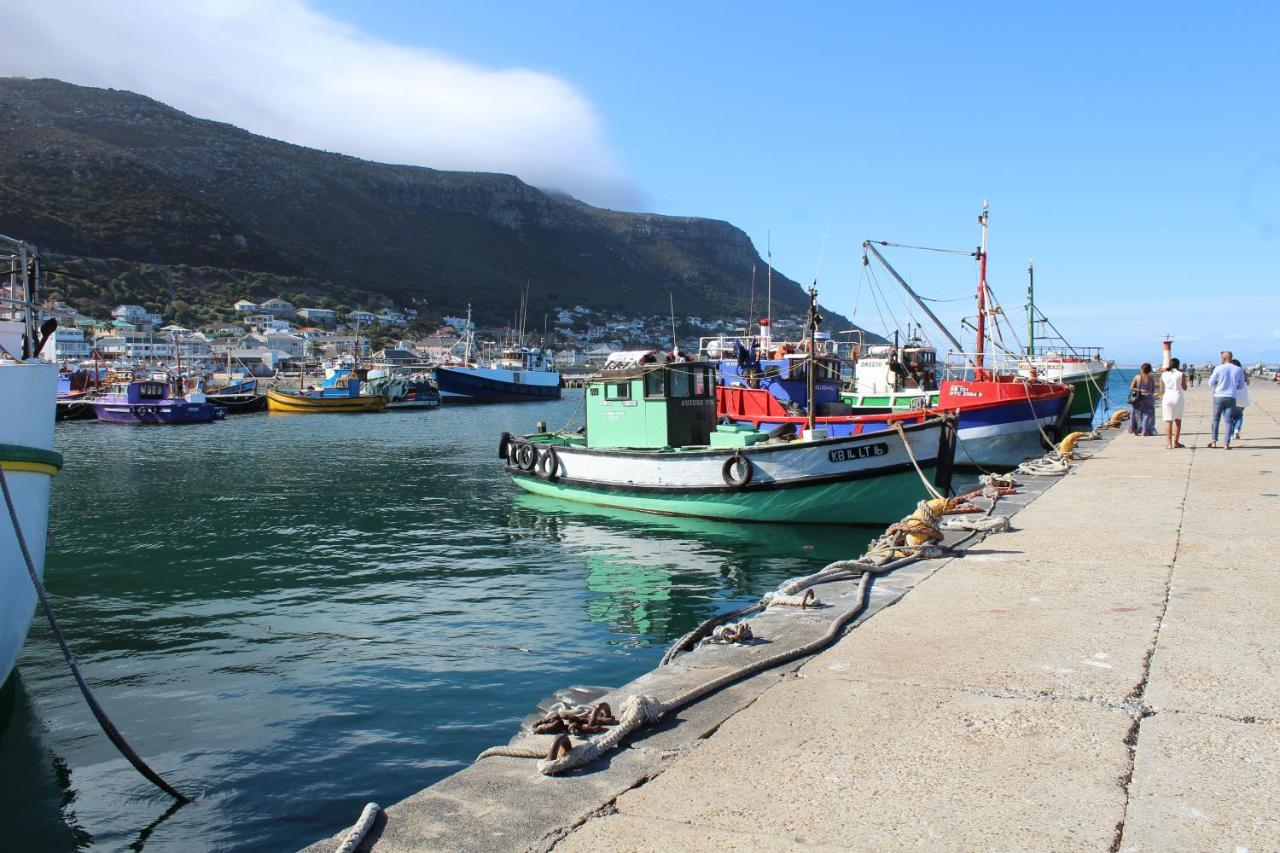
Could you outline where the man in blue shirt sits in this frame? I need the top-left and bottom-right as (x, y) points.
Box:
(1207, 350), (1245, 449)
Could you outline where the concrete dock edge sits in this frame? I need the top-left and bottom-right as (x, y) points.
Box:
(305, 382), (1279, 852)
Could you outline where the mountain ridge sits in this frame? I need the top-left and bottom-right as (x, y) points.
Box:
(0, 77), (873, 338)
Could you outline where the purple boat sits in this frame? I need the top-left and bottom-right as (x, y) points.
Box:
(90, 380), (221, 425)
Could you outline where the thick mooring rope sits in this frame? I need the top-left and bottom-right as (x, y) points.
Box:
(0, 465), (190, 803)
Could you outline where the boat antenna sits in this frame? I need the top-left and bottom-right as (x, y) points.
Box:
(766, 231), (773, 328)
(669, 291), (678, 355)
(747, 264), (757, 330)
(974, 201), (990, 380)
(1026, 259), (1035, 356)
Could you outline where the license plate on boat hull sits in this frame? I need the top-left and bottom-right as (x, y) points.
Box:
(828, 443), (889, 463)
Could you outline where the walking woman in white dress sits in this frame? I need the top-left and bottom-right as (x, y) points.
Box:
(1161, 357), (1188, 448)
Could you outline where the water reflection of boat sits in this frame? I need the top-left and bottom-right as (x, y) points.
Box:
(0, 674), (86, 848)
(512, 492), (874, 641)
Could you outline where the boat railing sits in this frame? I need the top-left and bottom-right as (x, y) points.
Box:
(698, 334), (852, 360)
(939, 350), (1028, 379)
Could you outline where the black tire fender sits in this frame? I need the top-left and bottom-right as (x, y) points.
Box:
(498, 431), (513, 460)
(538, 446), (560, 480)
(515, 442), (538, 471)
(721, 452), (753, 487)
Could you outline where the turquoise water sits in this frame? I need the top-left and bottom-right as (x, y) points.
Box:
(1, 393), (889, 851)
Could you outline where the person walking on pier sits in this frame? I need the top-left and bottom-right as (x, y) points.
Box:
(1161, 358), (1188, 448)
(1207, 350), (1245, 449)
(1230, 358), (1249, 439)
(1129, 363), (1158, 436)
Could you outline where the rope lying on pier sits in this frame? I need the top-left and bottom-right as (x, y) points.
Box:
(334, 803), (381, 853)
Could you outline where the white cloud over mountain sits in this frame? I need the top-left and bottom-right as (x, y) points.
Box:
(0, 0), (642, 209)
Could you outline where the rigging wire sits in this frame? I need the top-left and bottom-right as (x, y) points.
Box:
(866, 240), (975, 256)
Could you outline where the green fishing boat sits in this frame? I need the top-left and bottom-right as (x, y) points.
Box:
(500, 351), (955, 525)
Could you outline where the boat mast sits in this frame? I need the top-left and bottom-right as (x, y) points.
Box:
(974, 202), (990, 380)
(766, 232), (773, 329)
(463, 304), (473, 364)
(1026, 259), (1035, 356)
(805, 284), (820, 432)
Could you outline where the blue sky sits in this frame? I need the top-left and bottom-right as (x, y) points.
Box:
(312, 0), (1279, 364)
(8, 1), (1278, 363)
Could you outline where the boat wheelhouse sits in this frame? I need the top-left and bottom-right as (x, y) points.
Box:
(501, 351), (955, 524)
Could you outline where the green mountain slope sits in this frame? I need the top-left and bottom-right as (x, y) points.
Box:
(0, 77), (871, 336)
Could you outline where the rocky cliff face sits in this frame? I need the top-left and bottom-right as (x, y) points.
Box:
(0, 77), (863, 331)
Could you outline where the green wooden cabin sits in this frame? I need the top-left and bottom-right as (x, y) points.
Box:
(586, 360), (719, 449)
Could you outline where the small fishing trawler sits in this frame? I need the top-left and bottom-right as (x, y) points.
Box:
(265, 363), (386, 414)
(90, 378), (222, 424)
(205, 374), (267, 414)
(500, 350), (955, 524)
(55, 369), (99, 421)
(435, 304), (561, 403)
(1, 236), (62, 686)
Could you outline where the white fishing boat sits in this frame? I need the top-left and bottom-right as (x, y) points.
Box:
(1015, 261), (1114, 420)
(1, 236), (61, 686)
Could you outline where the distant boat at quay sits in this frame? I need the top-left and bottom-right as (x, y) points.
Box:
(435, 303), (561, 403)
(89, 379), (222, 424)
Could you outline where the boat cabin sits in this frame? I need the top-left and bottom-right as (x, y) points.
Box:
(585, 351), (717, 449)
(107, 380), (170, 402)
(493, 347), (553, 373)
(854, 343), (938, 395)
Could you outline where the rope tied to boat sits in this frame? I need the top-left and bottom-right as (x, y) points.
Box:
(891, 422), (944, 501)
(700, 621), (754, 646)
(531, 701), (618, 736)
(767, 588), (819, 608)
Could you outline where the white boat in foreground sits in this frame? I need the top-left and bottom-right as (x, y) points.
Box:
(1, 236), (61, 686)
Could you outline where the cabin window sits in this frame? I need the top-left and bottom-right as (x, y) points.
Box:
(668, 367), (691, 398)
(139, 382), (166, 399)
(644, 370), (666, 398)
(606, 382), (631, 400)
(589, 387), (599, 396)
(691, 367), (711, 397)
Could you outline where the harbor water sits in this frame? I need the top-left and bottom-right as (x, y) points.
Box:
(1, 372), (1136, 850)
(1, 392), (883, 850)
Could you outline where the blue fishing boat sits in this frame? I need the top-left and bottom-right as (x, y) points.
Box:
(434, 305), (560, 403)
(89, 380), (222, 424)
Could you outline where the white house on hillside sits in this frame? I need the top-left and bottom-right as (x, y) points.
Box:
(233, 299), (258, 314)
(297, 307), (337, 326)
(112, 304), (163, 328)
(258, 298), (294, 316)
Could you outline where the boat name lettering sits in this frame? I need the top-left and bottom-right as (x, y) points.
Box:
(950, 385), (981, 398)
(828, 443), (889, 463)
(680, 399), (713, 407)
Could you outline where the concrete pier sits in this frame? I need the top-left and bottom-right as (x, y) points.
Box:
(307, 381), (1280, 852)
